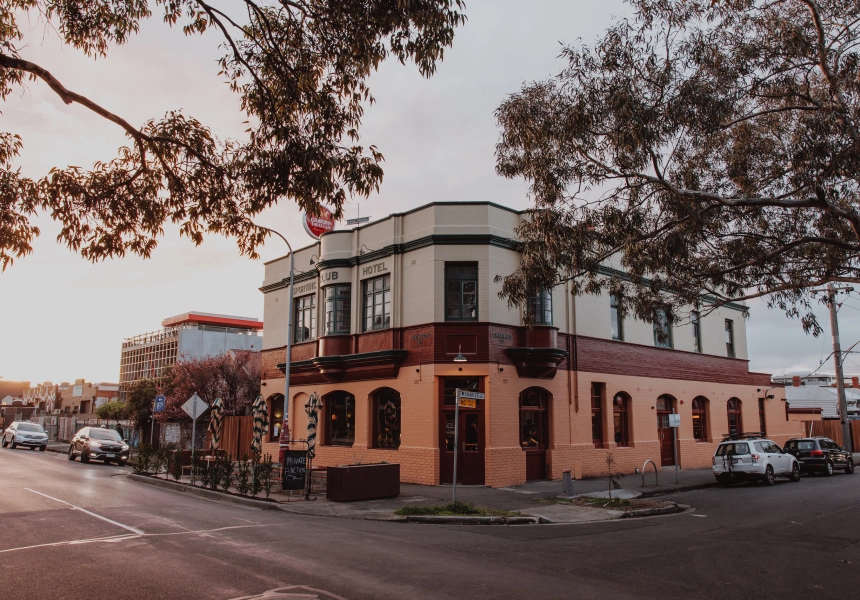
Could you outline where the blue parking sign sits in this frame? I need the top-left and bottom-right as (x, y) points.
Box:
(154, 395), (166, 412)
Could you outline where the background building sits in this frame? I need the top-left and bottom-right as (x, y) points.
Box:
(259, 202), (803, 487)
(119, 311), (262, 398)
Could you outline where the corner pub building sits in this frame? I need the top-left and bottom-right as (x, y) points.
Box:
(258, 202), (803, 487)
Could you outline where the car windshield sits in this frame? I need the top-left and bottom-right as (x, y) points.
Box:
(716, 443), (750, 456)
(17, 423), (44, 433)
(89, 429), (123, 441)
(786, 440), (815, 451)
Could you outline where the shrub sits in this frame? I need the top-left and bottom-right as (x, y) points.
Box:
(133, 444), (152, 475)
(219, 454), (234, 493)
(258, 454), (276, 499)
(250, 452), (263, 498)
(171, 449), (183, 481)
(236, 455), (251, 496)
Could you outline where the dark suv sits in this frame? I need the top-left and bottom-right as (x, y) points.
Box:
(784, 437), (854, 476)
(69, 427), (129, 465)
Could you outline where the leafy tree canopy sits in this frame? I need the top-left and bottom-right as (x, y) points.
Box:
(126, 377), (159, 432)
(1, 0), (465, 269)
(495, 0), (860, 333)
(95, 400), (130, 421)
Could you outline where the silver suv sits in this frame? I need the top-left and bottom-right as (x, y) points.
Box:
(712, 433), (800, 486)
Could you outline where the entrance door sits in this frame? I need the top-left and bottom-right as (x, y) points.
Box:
(520, 388), (550, 481)
(440, 378), (485, 485)
(657, 396), (675, 467)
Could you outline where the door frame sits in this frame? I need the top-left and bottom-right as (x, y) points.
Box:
(656, 395), (676, 467)
(438, 376), (485, 485)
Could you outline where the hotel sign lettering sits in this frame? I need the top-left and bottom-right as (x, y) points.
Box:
(408, 329), (432, 348)
(361, 262), (388, 277)
(294, 281), (317, 295)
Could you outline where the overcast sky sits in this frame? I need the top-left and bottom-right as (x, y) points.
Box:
(2, 1), (859, 386)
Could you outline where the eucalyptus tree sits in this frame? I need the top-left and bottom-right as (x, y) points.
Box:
(0, 0), (465, 269)
(495, 0), (860, 332)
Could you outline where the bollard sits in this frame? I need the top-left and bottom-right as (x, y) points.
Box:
(562, 469), (574, 497)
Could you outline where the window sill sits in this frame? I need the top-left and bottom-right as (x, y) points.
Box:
(326, 443), (354, 447)
(593, 443), (604, 449)
(371, 446), (400, 451)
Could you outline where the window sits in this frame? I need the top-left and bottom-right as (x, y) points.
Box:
(727, 398), (742, 437)
(269, 394), (285, 441)
(692, 397), (708, 441)
(529, 288), (553, 325)
(520, 388), (550, 449)
(372, 388), (401, 449)
(610, 294), (623, 340)
(758, 398), (766, 435)
(362, 275), (391, 331)
(716, 442), (749, 456)
(653, 308), (673, 348)
(591, 383), (605, 447)
(442, 377), (481, 406)
(325, 392), (355, 446)
(294, 294), (316, 342)
(725, 319), (735, 357)
(324, 285), (351, 334)
(612, 393), (630, 446)
(692, 311), (701, 353)
(445, 263), (478, 321)
(754, 441), (767, 452)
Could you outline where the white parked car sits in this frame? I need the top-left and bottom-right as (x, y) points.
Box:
(2, 422), (49, 451)
(712, 434), (800, 486)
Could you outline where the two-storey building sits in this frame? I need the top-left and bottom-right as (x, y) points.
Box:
(259, 202), (802, 487)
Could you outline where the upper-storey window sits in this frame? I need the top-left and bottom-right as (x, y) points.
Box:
(324, 285), (351, 335)
(725, 319), (735, 358)
(445, 263), (478, 321)
(294, 294), (316, 342)
(363, 275), (391, 331)
(610, 294), (623, 340)
(692, 311), (702, 353)
(529, 288), (553, 325)
(653, 307), (673, 348)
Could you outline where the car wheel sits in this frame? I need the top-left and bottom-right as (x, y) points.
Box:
(1, 436), (7, 448)
(824, 460), (834, 477)
(763, 465), (775, 486)
(789, 463), (801, 482)
(68, 447), (75, 461)
(10, 441), (17, 449)
(39, 445), (46, 452)
(117, 459), (127, 467)
(81, 450), (90, 464)
(845, 457), (855, 474)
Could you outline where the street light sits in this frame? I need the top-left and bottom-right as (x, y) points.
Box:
(255, 223), (295, 447)
(453, 345), (467, 363)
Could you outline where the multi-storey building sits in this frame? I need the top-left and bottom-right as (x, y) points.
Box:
(259, 202), (803, 487)
(119, 312), (263, 398)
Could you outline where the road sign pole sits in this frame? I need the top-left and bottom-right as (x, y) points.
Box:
(453, 389), (460, 504)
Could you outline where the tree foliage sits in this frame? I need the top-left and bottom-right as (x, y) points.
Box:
(126, 377), (159, 433)
(0, 0), (466, 269)
(157, 352), (261, 422)
(495, 0), (860, 333)
(95, 400), (130, 421)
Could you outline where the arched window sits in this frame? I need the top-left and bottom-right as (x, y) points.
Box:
(727, 398), (742, 437)
(519, 388), (550, 449)
(692, 396), (709, 442)
(613, 392), (631, 446)
(372, 388), (401, 449)
(325, 391), (355, 446)
(267, 394), (285, 442)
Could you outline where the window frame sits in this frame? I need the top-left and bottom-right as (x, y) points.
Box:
(325, 392), (355, 447)
(612, 393), (630, 447)
(444, 262), (479, 322)
(519, 388), (550, 450)
(362, 274), (392, 332)
(324, 284), (351, 335)
(610, 294), (623, 341)
(372, 388), (401, 450)
(653, 307), (673, 348)
(293, 293), (316, 343)
(727, 398), (743, 437)
(692, 311), (702, 353)
(529, 288), (553, 326)
(591, 382), (605, 448)
(692, 397), (708, 442)
(758, 398), (766, 435)
(725, 319), (735, 358)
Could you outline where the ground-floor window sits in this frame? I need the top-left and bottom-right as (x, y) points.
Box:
(758, 398), (766, 435)
(520, 388), (549, 449)
(372, 388), (401, 449)
(613, 392), (630, 446)
(325, 391), (355, 446)
(692, 396), (708, 441)
(268, 394), (285, 441)
(591, 382), (604, 447)
(727, 398), (742, 437)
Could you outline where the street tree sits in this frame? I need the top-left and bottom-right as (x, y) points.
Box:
(125, 378), (159, 436)
(95, 400), (130, 422)
(1, 0), (466, 269)
(495, 0), (860, 333)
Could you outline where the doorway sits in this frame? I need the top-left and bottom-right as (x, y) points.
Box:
(520, 387), (550, 480)
(439, 377), (485, 485)
(656, 395), (676, 467)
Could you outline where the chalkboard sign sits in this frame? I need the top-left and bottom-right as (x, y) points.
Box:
(282, 450), (308, 491)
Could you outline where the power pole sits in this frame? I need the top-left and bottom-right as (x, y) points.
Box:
(825, 283), (853, 454)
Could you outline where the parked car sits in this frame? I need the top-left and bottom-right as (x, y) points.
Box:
(783, 437), (854, 476)
(712, 434), (800, 486)
(1, 422), (49, 451)
(68, 426), (130, 465)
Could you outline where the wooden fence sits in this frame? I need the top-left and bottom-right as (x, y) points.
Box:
(208, 415), (255, 459)
(807, 420), (860, 449)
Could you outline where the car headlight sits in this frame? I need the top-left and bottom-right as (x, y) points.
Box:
(122, 444), (129, 451)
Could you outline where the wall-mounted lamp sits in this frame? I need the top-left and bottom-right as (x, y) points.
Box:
(358, 244), (371, 256)
(453, 345), (467, 363)
(309, 254), (319, 265)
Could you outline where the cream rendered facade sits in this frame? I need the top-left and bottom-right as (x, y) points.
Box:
(259, 202), (801, 487)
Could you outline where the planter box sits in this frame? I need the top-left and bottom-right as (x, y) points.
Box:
(326, 463), (400, 502)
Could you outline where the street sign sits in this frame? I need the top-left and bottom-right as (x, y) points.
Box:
(668, 414), (681, 428)
(182, 393), (208, 420)
(458, 398), (477, 408)
(456, 390), (485, 400)
(154, 395), (166, 413)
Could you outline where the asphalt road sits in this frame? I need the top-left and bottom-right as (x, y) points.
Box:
(1, 446), (858, 600)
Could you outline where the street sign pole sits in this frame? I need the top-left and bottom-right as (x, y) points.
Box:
(453, 389), (461, 503)
(670, 411), (680, 483)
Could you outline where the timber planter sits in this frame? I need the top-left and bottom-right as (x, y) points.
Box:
(326, 463), (400, 502)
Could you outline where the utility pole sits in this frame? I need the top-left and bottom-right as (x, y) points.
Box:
(825, 283), (853, 454)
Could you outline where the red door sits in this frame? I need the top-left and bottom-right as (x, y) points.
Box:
(657, 396), (675, 467)
(439, 378), (485, 485)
